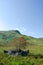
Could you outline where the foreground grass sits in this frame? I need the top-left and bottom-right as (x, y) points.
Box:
(0, 51), (43, 65)
(0, 46), (43, 65)
(0, 53), (43, 65)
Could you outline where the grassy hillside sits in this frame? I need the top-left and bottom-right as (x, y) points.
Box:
(0, 30), (43, 54)
(0, 30), (43, 65)
(0, 30), (43, 47)
(0, 30), (22, 46)
(23, 35), (43, 46)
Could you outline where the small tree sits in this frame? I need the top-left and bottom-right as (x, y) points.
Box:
(10, 37), (27, 50)
(17, 37), (27, 49)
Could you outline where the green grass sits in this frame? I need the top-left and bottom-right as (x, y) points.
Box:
(0, 46), (43, 65)
(0, 51), (43, 65)
(26, 45), (43, 54)
(0, 30), (43, 65)
(0, 45), (43, 54)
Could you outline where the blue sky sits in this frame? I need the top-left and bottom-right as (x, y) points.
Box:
(0, 0), (43, 38)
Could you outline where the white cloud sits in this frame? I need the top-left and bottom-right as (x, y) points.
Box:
(15, 27), (27, 34)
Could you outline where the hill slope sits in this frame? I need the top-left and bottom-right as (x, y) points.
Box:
(0, 30), (22, 46)
(0, 30), (43, 46)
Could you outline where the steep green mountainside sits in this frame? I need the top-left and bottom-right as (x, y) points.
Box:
(0, 30), (22, 46)
(0, 30), (43, 46)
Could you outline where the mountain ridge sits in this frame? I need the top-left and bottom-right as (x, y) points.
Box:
(0, 30), (43, 46)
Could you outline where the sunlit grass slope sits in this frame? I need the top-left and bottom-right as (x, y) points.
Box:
(0, 30), (43, 46)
